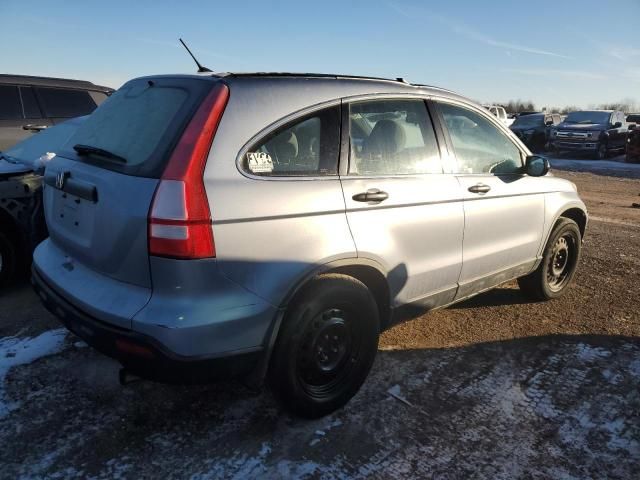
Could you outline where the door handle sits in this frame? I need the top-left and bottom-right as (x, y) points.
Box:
(468, 183), (491, 194)
(23, 124), (48, 132)
(352, 188), (389, 203)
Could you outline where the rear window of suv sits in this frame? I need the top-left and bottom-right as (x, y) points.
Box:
(35, 87), (97, 118)
(62, 77), (215, 177)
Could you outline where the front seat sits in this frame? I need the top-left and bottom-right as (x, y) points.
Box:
(362, 119), (406, 163)
(267, 131), (298, 166)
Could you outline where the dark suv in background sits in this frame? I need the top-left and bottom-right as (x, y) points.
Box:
(548, 110), (629, 159)
(626, 113), (640, 163)
(510, 113), (561, 152)
(0, 75), (113, 151)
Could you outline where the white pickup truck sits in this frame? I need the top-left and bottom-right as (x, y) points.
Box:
(484, 105), (514, 127)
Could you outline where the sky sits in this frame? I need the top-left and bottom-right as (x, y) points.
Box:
(1, 0), (639, 109)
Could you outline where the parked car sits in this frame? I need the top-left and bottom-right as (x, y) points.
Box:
(510, 113), (562, 152)
(0, 117), (86, 286)
(626, 114), (640, 163)
(548, 110), (629, 159)
(31, 73), (587, 418)
(484, 105), (514, 127)
(0, 75), (112, 151)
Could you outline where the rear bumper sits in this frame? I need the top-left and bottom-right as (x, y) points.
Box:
(32, 266), (264, 382)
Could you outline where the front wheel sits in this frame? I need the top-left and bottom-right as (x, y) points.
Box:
(518, 218), (581, 301)
(269, 274), (380, 418)
(596, 142), (607, 160)
(0, 231), (18, 288)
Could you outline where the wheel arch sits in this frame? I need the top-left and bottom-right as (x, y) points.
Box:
(247, 257), (392, 389)
(280, 258), (392, 328)
(559, 207), (587, 239)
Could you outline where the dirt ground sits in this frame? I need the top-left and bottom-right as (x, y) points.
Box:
(0, 165), (638, 479)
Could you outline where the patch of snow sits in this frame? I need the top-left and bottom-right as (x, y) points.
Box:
(387, 384), (413, 407)
(275, 460), (321, 478)
(0, 329), (67, 418)
(576, 343), (611, 362)
(628, 359), (640, 377)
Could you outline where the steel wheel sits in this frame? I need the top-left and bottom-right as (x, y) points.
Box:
(269, 274), (380, 418)
(518, 218), (582, 301)
(296, 308), (361, 398)
(546, 234), (575, 292)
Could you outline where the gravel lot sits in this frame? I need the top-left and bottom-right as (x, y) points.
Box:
(0, 160), (638, 479)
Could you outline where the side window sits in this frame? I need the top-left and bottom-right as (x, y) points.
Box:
(89, 91), (109, 106)
(439, 102), (523, 175)
(35, 88), (97, 118)
(348, 99), (441, 175)
(19, 87), (42, 119)
(0, 85), (22, 120)
(244, 106), (340, 176)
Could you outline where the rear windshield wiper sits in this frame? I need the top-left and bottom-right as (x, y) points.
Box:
(73, 144), (127, 164)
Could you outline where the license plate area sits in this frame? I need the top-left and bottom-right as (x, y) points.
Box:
(53, 190), (97, 246)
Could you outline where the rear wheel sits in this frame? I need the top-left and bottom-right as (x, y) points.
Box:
(518, 218), (581, 301)
(0, 231), (18, 288)
(269, 274), (380, 418)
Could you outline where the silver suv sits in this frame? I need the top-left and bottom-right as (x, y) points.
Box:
(31, 73), (587, 417)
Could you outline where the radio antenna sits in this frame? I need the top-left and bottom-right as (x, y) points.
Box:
(179, 38), (212, 73)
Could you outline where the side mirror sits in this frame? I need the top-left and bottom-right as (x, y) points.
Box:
(525, 155), (550, 177)
(545, 120), (554, 126)
(613, 122), (622, 128)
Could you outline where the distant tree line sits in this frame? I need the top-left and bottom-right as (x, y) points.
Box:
(490, 98), (639, 115)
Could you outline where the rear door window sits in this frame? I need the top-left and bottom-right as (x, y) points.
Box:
(348, 99), (441, 175)
(244, 106), (340, 176)
(0, 85), (22, 120)
(62, 77), (216, 177)
(20, 87), (42, 118)
(35, 87), (97, 118)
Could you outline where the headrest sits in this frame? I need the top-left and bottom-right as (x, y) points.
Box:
(363, 119), (406, 157)
(270, 131), (298, 161)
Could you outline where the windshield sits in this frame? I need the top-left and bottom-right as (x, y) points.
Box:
(512, 115), (544, 128)
(3, 117), (85, 168)
(564, 111), (611, 125)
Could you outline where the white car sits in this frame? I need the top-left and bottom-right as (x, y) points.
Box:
(484, 105), (514, 127)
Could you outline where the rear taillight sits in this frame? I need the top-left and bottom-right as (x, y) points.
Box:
(149, 83), (229, 259)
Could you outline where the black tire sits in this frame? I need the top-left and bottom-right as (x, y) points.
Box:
(0, 231), (18, 288)
(269, 274), (380, 418)
(518, 218), (581, 301)
(595, 142), (607, 160)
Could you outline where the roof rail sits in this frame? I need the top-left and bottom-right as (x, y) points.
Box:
(213, 72), (457, 95)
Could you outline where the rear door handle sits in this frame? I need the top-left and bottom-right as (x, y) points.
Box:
(352, 188), (389, 203)
(468, 183), (491, 194)
(23, 124), (48, 132)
